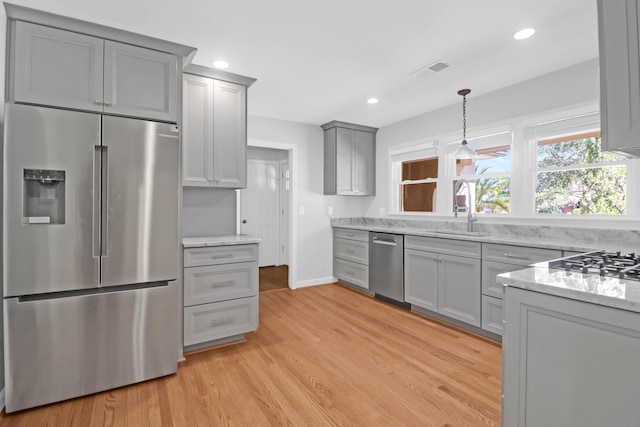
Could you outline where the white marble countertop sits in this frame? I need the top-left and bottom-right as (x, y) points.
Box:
(182, 235), (261, 248)
(332, 223), (600, 253)
(497, 266), (640, 314)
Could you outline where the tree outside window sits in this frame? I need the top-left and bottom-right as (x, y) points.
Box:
(535, 132), (626, 215)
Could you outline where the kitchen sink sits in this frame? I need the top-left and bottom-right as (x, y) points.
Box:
(425, 230), (491, 237)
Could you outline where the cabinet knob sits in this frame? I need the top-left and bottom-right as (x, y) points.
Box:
(242, 220), (247, 224)
(94, 100), (103, 105)
(104, 102), (112, 107)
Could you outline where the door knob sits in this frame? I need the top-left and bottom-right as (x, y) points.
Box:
(242, 220), (247, 224)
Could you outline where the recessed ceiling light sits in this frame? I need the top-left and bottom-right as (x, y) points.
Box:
(366, 98), (379, 104)
(514, 28), (535, 40)
(212, 60), (229, 69)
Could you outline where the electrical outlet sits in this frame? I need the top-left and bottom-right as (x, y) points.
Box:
(299, 205), (305, 215)
(328, 206), (334, 216)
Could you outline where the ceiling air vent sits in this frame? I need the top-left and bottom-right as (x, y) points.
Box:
(409, 61), (450, 78)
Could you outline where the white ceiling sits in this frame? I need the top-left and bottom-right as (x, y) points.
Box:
(8, 0), (599, 128)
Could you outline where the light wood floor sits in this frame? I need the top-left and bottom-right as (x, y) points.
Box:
(259, 265), (289, 292)
(0, 284), (502, 426)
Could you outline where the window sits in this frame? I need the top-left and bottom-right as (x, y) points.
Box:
(389, 143), (439, 213)
(387, 107), (634, 221)
(530, 113), (627, 215)
(451, 131), (512, 214)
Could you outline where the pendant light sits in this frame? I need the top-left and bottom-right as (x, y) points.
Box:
(452, 89), (477, 159)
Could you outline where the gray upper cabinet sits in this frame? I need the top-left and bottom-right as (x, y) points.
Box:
(13, 21), (104, 113)
(323, 121), (377, 196)
(11, 21), (178, 122)
(183, 74), (214, 186)
(103, 41), (177, 122)
(212, 80), (247, 188)
(598, 0), (640, 157)
(182, 71), (249, 188)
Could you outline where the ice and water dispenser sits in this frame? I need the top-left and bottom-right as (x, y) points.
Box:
(23, 169), (65, 224)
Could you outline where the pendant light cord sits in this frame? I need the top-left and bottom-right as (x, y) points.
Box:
(462, 94), (466, 140)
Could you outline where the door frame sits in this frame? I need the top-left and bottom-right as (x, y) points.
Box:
(237, 139), (296, 289)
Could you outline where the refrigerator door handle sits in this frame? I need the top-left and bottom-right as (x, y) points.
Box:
(93, 146), (102, 258)
(101, 146), (109, 257)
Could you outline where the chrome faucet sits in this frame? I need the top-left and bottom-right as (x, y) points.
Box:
(454, 179), (478, 232)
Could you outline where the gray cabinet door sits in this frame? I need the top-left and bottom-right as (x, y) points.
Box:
(212, 80), (247, 188)
(438, 254), (481, 326)
(503, 286), (640, 426)
(598, 0), (640, 155)
(336, 127), (356, 194)
(103, 41), (177, 122)
(13, 21), (104, 112)
(182, 74), (214, 186)
(354, 130), (375, 195)
(404, 248), (438, 311)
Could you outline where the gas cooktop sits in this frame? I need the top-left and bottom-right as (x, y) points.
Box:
(549, 251), (640, 281)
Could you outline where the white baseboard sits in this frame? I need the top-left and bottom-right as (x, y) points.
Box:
(293, 276), (337, 289)
(0, 387), (5, 411)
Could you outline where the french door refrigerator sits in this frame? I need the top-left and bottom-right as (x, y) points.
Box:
(3, 103), (179, 412)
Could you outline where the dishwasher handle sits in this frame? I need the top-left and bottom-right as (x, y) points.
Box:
(372, 237), (398, 246)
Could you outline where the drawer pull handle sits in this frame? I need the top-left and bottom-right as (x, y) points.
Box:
(211, 280), (234, 288)
(345, 249), (355, 253)
(503, 253), (530, 260)
(211, 253), (234, 259)
(210, 316), (234, 327)
(345, 233), (355, 236)
(345, 271), (354, 275)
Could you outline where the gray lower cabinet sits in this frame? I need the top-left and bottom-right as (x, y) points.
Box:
(323, 121), (377, 196)
(11, 21), (178, 122)
(480, 243), (562, 335)
(333, 228), (369, 289)
(183, 244), (259, 350)
(503, 286), (640, 426)
(182, 72), (248, 188)
(404, 236), (481, 327)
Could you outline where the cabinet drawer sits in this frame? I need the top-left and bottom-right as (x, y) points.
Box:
(183, 296), (258, 346)
(482, 243), (561, 265)
(334, 238), (368, 265)
(184, 262), (258, 306)
(334, 258), (369, 289)
(481, 260), (524, 299)
(481, 295), (504, 336)
(184, 244), (258, 267)
(405, 235), (481, 259)
(333, 228), (369, 242)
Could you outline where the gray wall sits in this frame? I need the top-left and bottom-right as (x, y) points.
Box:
(248, 146), (288, 161)
(181, 188), (237, 237)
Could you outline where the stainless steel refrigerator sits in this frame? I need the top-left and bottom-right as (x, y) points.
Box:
(3, 103), (180, 412)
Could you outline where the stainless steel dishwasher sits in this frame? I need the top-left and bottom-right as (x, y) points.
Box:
(369, 232), (409, 308)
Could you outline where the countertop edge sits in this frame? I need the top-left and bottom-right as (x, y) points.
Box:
(182, 235), (261, 248)
(332, 224), (598, 253)
(497, 267), (640, 314)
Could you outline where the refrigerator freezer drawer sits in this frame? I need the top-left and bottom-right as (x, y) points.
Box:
(184, 296), (258, 346)
(4, 282), (178, 413)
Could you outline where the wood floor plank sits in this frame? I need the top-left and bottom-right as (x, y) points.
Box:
(0, 283), (501, 426)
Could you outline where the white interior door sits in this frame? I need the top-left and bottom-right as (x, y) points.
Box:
(279, 159), (290, 266)
(240, 160), (279, 266)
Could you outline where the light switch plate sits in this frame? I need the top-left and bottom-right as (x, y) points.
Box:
(299, 206), (305, 215)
